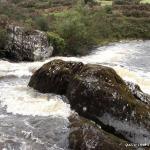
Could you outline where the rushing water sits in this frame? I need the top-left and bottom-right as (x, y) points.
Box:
(0, 40), (150, 149)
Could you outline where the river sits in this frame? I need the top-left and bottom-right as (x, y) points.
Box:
(0, 40), (149, 149)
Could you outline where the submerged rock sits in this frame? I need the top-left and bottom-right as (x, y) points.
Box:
(29, 59), (150, 144)
(69, 114), (134, 150)
(0, 25), (53, 61)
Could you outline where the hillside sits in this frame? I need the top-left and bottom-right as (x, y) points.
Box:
(0, 0), (150, 56)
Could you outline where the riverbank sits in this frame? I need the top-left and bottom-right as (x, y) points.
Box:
(0, 0), (150, 57)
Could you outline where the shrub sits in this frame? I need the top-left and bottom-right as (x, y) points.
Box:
(84, 0), (96, 4)
(105, 5), (112, 14)
(0, 15), (9, 27)
(0, 27), (8, 50)
(53, 8), (95, 55)
(24, 18), (35, 29)
(113, 0), (125, 5)
(114, 0), (141, 5)
(0, 0), (149, 56)
(35, 16), (49, 31)
(48, 0), (52, 7)
(47, 32), (66, 55)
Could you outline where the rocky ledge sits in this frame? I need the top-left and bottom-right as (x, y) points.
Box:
(28, 59), (150, 147)
(0, 25), (53, 61)
(69, 114), (135, 150)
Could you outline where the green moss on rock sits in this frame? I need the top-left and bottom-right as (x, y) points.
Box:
(29, 59), (150, 144)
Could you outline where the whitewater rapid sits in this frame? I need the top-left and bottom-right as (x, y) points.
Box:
(0, 40), (150, 116)
(0, 40), (150, 149)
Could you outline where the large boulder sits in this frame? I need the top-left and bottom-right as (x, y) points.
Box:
(0, 25), (53, 61)
(28, 59), (84, 94)
(69, 114), (135, 150)
(29, 60), (150, 144)
(67, 64), (150, 144)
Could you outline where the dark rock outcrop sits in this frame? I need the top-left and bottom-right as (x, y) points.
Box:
(29, 59), (150, 145)
(69, 114), (135, 150)
(0, 25), (53, 61)
(28, 59), (84, 94)
(67, 64), (150, 144)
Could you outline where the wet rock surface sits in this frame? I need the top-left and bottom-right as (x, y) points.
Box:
(29, 59), (150, 145)
(0, 25), (53, 61)
(68, 114), (135, 150)
(126, 81), (150, 105)
(67, 64), (150, 144)
(28, 59), (84, 94)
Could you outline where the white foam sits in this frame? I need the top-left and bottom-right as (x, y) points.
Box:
(0, 60), (45, 77)
(113, 66), (150, 94)
(0, 40), (150, 117)
(0, 84), (71, 118)
(98, 113), (150, 144)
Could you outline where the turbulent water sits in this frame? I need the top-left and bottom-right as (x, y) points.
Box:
(0, 40), (150, 149)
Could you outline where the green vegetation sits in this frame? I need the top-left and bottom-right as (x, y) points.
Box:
(114, 0), (141, 5)
(49, 4), (150, 55)
(0, 0), (150, 56)
(47, 32), (66, 55)
(0, 27), (8, 50)
(51, 9), (95, 55)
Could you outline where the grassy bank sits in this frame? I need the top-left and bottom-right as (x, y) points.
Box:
(0, 0), (150, 56)
(46, 2), (150, 55)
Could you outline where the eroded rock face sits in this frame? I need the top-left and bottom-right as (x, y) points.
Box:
(29, 60), (150, 144)
(0, 25), (53, 61)
(69, 114), (134, 150)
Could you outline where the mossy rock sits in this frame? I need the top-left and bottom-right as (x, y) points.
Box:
(69, 114), (135, 150)
(29, 60), (150, 144)
(28, 59), (84, 94)
(67, 64), (150, 144)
